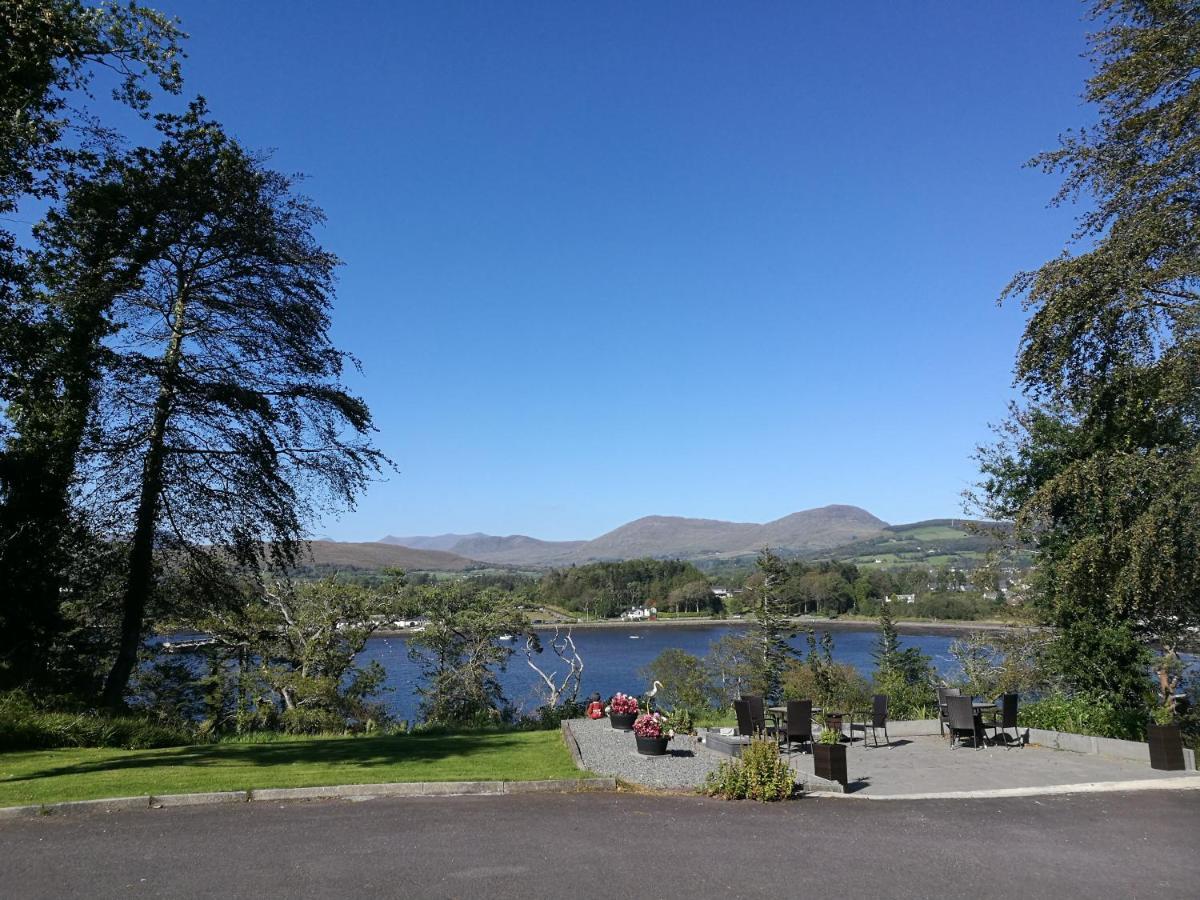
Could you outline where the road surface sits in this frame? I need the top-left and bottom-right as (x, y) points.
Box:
(1, 790), (1196, 898)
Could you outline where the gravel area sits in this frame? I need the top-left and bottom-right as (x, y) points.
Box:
(566, 717), (726, 789)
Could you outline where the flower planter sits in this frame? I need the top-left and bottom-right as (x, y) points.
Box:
(813, 742), (848, 787)
(1148, 723), (1186, 771)
(635, 735), (669, 756)
(610, 711), (637, 731)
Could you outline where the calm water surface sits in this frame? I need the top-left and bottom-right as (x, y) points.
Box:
(359, 623), (965, 723)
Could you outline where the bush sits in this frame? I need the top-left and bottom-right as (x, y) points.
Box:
(782, 659), (871, 712)
(515, 700), (586, 731)
(1018, 692), (1145, 741)
(872, 669), (936, 721)
(702, 737), (796, 801)
(640, 649), (714, 712)
(0, 691), (195, 751)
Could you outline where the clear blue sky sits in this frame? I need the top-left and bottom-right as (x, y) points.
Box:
(159, 1), (1094, 541)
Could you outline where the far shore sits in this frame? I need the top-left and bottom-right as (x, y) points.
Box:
(374, 615), (1036, 638)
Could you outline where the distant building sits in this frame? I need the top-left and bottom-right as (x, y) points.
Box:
(884, 594), (916, 605)
(620, 606), (657, 621)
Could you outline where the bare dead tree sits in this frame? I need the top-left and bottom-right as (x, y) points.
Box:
(524, 626), (584, 708)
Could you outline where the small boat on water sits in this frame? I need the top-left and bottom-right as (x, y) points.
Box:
(629, 635), (641, 639)
(497, 634), (514, 641)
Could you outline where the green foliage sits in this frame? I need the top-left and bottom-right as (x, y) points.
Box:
(743, 549), (797, 702)
(947, 630), (1054, 701)
(817, 727), (841, 745)
(536, 558), (710, 618)
(667, 706), (696, 735)
(0, 691), (193, 751)
(704, 632), (759, 709)
(974, 0), (1200, 712)
(640, 649), (713, 712)
(514, 700), (587, 731)
(195, 577), (405, 735)
(407, 581), (530, 726)
(702, 737), (795, 801)
(783, 630), (870, 711)
(1018, 692), (1146, 742)
(873, 606), (934, 687)
(872, 669), (936, 721)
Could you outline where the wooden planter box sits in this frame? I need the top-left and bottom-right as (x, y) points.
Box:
(1148, 723), (1186, 771)
(814, 742), (848, 787)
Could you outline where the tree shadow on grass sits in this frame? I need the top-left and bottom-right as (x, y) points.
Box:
(6, 732), (544, 784)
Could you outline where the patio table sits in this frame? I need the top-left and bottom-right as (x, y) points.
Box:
(767, 705), (822, 733)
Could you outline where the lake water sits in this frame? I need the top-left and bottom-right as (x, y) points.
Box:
(360, 622), (966, 723)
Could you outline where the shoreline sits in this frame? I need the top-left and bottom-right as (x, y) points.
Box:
(374, 616), (1034, 638)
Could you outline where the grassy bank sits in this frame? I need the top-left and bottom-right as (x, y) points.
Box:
(0, 730), (586, 808)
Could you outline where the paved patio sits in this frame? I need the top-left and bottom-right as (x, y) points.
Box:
(569, 717), (1200, 797)
(783, 733), (1197, 796)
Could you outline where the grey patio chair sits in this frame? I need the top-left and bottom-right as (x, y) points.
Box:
(849, 694), (891, 748)
(946, 695), (984, 749)
(937, 686), (961, 737)
(982, 693), (1021, 748)
(780, 699), (814, 755)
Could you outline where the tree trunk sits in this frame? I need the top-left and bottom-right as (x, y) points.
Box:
(101, 286), (187, 708)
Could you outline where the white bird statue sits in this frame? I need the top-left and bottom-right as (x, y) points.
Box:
(647, 680), (663, 700)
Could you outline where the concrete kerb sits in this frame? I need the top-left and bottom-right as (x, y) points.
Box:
(808, 775), (1200, 801)
(0, 778), (618, 819)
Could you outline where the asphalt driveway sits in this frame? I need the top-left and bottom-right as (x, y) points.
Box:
(1, 790), (1196, 898)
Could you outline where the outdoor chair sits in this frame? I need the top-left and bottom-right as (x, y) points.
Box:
(937, 686), (961, 737)
(780, 699), (814, 755)
(849, 694), (891, 748)
(946, 695), (984, 750)
(733, 699), (756, 738)
(983, 693), (1021, 748)
(741, 694), (777, 740)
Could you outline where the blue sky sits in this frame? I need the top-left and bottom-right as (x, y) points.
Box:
(157, 1), (1094, 541)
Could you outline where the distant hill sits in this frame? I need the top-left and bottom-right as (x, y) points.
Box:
(303, 541), (484, 572)
(807, 519), (1017, 568)
(379, 533), (491, 552)
(380, 505), (889, 567)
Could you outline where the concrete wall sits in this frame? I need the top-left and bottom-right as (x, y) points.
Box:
(1027, 728), (1196, 771)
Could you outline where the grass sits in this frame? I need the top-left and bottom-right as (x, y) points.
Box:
(0, 730), (588, 808)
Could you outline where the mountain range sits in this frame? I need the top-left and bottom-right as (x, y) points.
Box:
(378, 504), (889, 567)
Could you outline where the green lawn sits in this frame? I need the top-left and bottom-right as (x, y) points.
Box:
(0, 730), (587, 808)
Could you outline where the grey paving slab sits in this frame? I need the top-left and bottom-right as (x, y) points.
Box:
(785, 733), (1197, 796)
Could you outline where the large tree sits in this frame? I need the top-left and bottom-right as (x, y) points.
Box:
(45, 102), (387, 707)
(0, 0), (184, 689)
(975, 0), (1200, 710)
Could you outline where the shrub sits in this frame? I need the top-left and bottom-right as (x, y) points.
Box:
(667, 707), (696, 735)
(515, 700), (586, 731)
(0, 691), (195, 751)
(782, 659), (870, 712)
(1018, 692), (1145, 741)
(872, 669), (936, 721)
(703, 737), (796, 801)
(640, 649), (714, 712)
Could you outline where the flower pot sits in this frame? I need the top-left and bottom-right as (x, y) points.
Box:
(610, 711), (637, 731)
(814, 742), (848, 787)
(635, 735), (669, 756)
(1148, 723), (1186, 771)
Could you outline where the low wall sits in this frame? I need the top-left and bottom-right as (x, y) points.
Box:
(1026, 728), (1196, 771)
